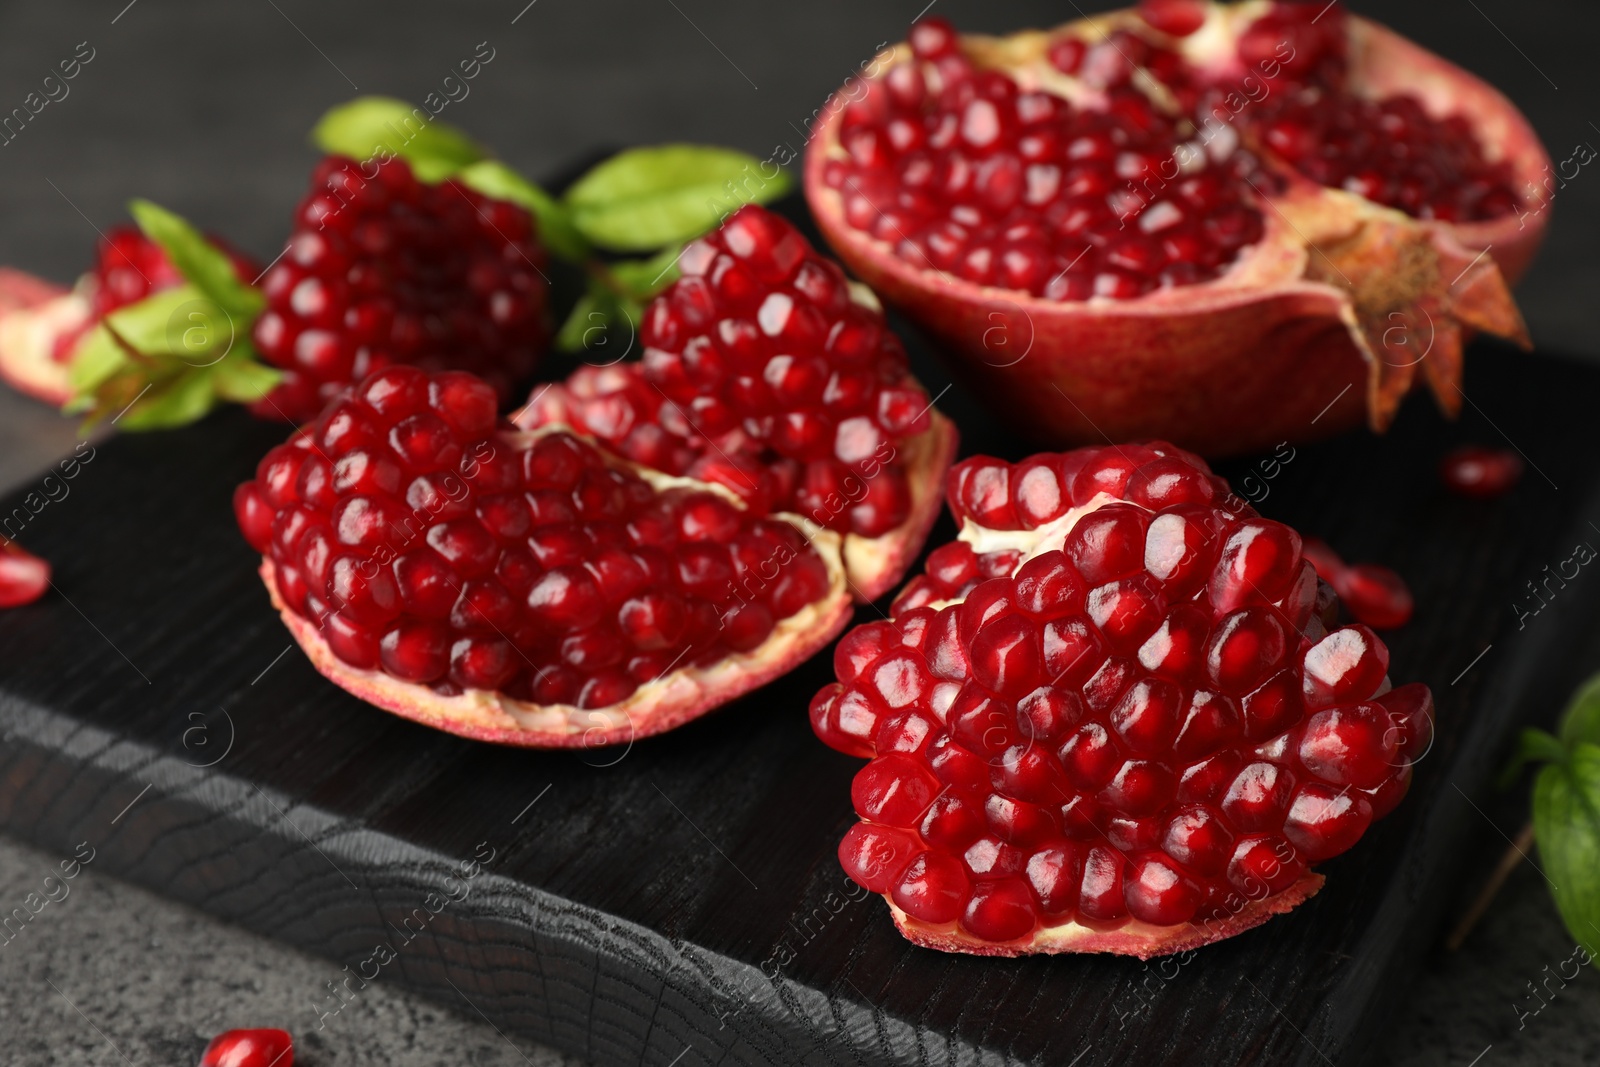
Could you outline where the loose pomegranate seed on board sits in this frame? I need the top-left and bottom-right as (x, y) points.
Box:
(1440, 445), (1524, 499)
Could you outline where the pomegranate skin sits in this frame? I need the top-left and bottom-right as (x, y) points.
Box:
(804, 10), (1550, 458)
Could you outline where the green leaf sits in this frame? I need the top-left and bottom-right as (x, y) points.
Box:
(116, 366), (223, 430)
(1561, 672), (1600, 747)
(563, 145), (792, 251)
(311, 96), (484, 182)
(1533, 742), (1600, 955)
(68, 287), (207, 392)
(457, 160), (589, 263)
(607, 244), (685, 300)
(212, 353), (283, 403)
(64, 283), (276, 430)
(1501, 727), (1570, 789)
(128, 200), (262, 318)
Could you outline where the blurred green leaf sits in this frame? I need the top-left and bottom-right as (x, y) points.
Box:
(128, 200), (261, 318)
(1533, 742), (1600, 955)
(311, 96), (484, 182)
(564, 144), (791, 251)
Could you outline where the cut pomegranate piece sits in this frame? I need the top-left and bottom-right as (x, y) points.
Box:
(0, 227), (257, 406)
(251, 155), (549, 423)
(813, 440), (1431, 957)
(515, 205), (958, 601)
(0, 537), (49, 608)
(804, 5), (1546, 455)
(199, 1028), (294, 1067)
(1440, 444), (1524, 499)
(238, 366), (854, 747)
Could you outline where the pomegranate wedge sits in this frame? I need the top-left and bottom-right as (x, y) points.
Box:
(812, 441), (1433, 957)
(238, 367), (861, 748)
(516, 205), (958, 602)
(805, 3), (1548, 455)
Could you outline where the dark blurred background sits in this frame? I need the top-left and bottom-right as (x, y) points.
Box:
(0, 2), (1594, 1064)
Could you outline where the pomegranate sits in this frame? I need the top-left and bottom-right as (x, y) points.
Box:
(515, 205), (958, 601)
(811, 441), (1433, 956)
(1440, 444), (1523, 499)
(804, 4), (1548, 456)
(237, 366), (859, 747)
(0, 227), (255, 406)
(198, 1028), (293, 1067)
(0, 537), (49, 608)
(251, 154), (548, 423)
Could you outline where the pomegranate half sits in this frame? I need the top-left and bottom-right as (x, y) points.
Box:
(812, 441), (1433, 956)
(804, 3), (1548, 456)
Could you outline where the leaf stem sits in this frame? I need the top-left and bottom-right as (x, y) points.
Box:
(1446, 820), (1535, 951)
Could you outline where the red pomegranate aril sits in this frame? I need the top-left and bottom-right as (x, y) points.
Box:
(893, 851), (970, 923)
(1333, 563), (1414, 630)
(1440, 445), (1524, 499)
(0, 538), (50, 608)
(199, 1028), (294, 1067)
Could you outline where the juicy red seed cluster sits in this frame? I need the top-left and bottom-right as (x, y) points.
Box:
(1225, 4), (1518, 220)
(87, 226), (184, 319)
(567, 205), (932, 538)
(234, 366), (832, 710)
(1250, 92), (1520, 221)
(823, 19), (1264, 299)
(813, 442), (1432, 940)
(252, 155), (548, 424)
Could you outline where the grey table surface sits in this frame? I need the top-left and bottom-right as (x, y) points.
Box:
(0, 0), (1595, 1063)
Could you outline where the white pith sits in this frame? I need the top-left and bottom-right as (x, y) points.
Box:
(0, 290), (87, 401)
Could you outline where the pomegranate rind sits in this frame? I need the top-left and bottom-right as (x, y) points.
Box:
(886, 871), (1323, 959)
(803, 11), (1550, 457)
(255, 425), (858, 748)
(0, 269), (85, 406)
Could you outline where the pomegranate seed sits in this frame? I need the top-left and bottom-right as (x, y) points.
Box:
(199, 1028), (294, 1067)
(1440, 445), (1524, 499)
(0, 538), (50, 607)
(1334, 563), (1414, 630)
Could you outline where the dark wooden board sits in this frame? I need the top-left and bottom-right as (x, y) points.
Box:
(0, 202), (1594, 1065)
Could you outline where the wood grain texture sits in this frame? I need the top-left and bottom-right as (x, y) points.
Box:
(0, 249), (1593, 1064)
